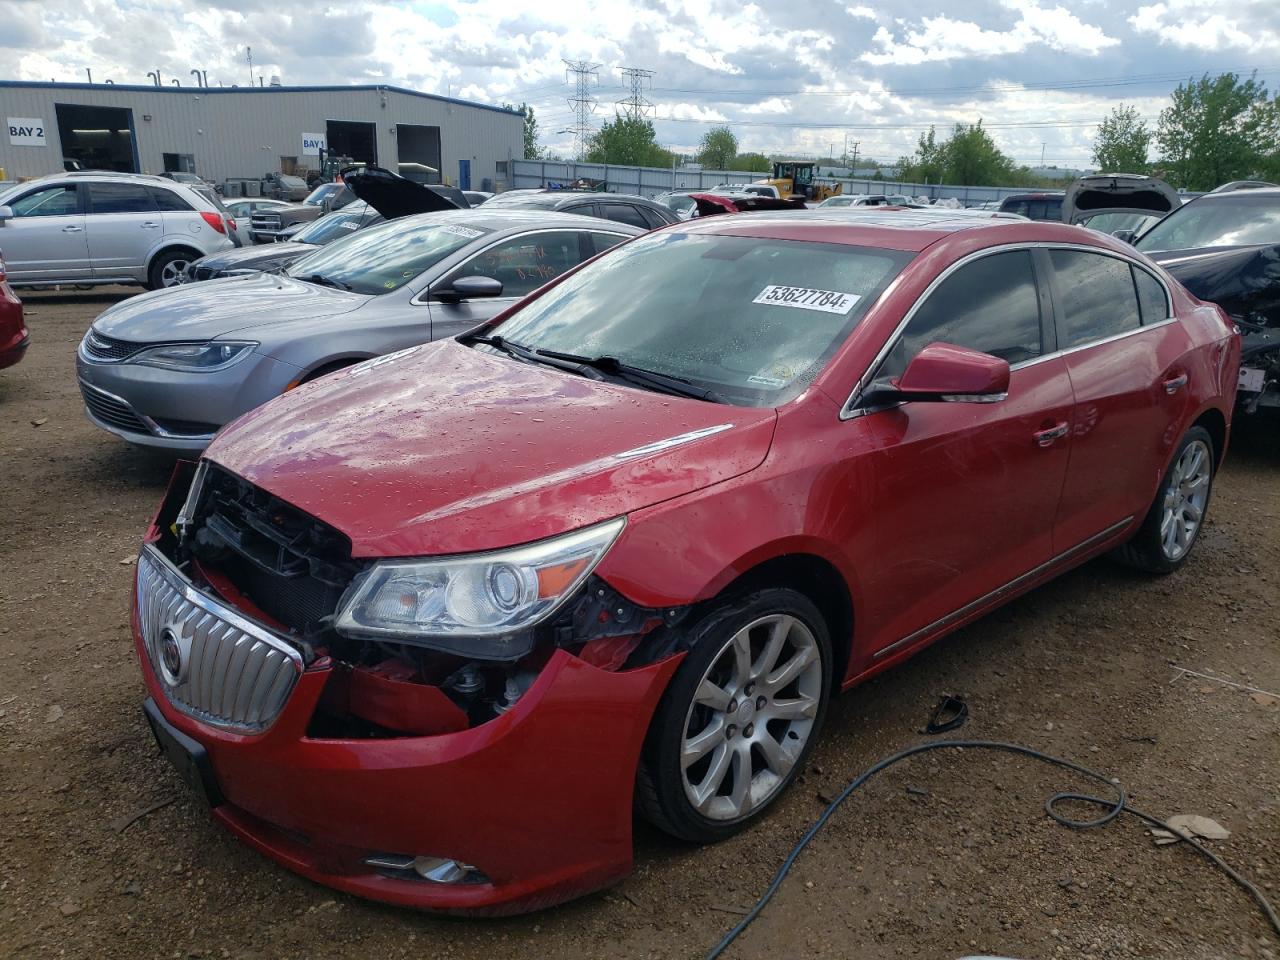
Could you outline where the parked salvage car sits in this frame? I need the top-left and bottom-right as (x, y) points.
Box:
(998, 191), (1065, 221)
(223, 198), (291, 242)
(76, 210), (642, 452)
(131, 210), (1237, 913)
(1130, 186), (1280, 415)
(0, 250), (28, 370)
(1062, 174), (1180, 238)
(250, 180), (469, 243)
(186, 204), (384, 281)
(482, 189), (679, 229)
(0, 172), (236, 289)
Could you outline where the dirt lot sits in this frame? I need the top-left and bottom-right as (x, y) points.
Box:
(1, 287), (1278, 960)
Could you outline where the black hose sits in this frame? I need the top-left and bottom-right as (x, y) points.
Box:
(705, 739), (1280, 959)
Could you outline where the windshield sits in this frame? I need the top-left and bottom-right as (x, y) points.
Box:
(1136, 194), (1280, 251)
(304, 183), (342, 206)
(489, 231), (912, 406)
(1081, 211), (1160, 235)
(285, 217), (490, 295)
(294, 206), (379, 245)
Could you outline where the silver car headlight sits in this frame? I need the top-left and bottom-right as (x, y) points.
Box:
(132, 341), (257, 371)
(334, 518), (625, 660)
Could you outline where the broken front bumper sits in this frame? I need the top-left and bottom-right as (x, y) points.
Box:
(133, 593), (680, 914)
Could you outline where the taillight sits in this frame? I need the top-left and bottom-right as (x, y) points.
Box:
(200, 211), (226, 235)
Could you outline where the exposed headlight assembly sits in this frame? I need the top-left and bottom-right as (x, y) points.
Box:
(132, 341), (257, 371)
(335, 518), (625, 660)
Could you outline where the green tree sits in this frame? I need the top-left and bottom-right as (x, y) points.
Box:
(945, 121), (1017, 185)
(585, 116), (674, 167)
(697, 126), (738, 170)
(502, 102), (543, 159)
(1092, 104), (1151, 173)
(895, 127), (946, 183)
(733, 151), (771, 172)
(1157, 72), (1278, 190)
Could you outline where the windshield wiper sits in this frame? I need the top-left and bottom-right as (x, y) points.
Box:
(535, 349), (720, 402)
(463, 335), (607, 380)
(297, 273), (353, 291)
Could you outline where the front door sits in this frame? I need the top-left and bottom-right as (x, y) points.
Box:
(84, 180), (162, 276)
(1043, 248), (1194, 550)
(846, 249), (1075, 663)
(458, 159), (471, 191)
(1, 182), (90, 282)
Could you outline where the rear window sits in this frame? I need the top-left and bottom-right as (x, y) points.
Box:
(1049, 250), (1141, 347)
(1000, 196), (1063, 220)
(87, 182), (156, 214)
(148, 187), (193, 212)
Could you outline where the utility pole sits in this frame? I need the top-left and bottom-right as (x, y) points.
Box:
(246, 46), (255, 87)
(616, 66), (655, 120)
(562, 59), (600, 161)
(1040, 141), (1046, 169)
(851, 141), (860, 175)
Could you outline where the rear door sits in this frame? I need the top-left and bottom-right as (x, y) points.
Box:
(85, 181), (161, 276)
(425, 229), (598, 340)
(0, 182), (90, 282)
(1044, 247), (1194, 549)
(849, 248), (1076, 661)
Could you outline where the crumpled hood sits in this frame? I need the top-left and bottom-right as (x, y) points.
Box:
(194, 241), (316, 275)
(1150, 244), (1280, 328)
(91, 272), (370, 342)
(206, 339), (778, 557)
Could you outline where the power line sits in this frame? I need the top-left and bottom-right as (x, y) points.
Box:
(616, 66), (656, 120)
(560, 59), (600, 161)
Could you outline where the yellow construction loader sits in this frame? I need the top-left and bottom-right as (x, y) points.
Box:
(755, 162), (842, 202)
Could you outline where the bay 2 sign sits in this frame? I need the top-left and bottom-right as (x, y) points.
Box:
(301, 133), (326, 156)
(8, 118), (47, 147)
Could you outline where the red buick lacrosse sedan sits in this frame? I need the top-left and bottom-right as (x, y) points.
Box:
(133, 210), (1239, 914)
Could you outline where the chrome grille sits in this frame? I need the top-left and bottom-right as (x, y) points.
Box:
(80, 380), (149, 434)
(83, 332), (144, 362)
(136, 546), (303, 732)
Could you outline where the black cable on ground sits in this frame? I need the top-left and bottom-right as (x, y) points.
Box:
(705, 740), (1280, 959)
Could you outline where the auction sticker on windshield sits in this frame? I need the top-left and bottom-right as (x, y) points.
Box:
(441, 224), (485, 239)
(752, 285), (860, 314)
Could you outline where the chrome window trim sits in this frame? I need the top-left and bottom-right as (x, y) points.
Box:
(410, 227), (595, 306)
(872, 515), (1134, 660)
(839, 240), (1178, 420)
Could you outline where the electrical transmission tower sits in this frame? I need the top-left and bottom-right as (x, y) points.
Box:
(561, 59), (600, 160)
(616, 66), (656, 120)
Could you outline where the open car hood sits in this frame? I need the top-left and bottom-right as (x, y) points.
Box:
(340, 165), (468, 220)
(1062, 174), (1180, 225)
(690, 194), (809, 217)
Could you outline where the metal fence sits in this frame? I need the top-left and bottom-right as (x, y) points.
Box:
(510, 159), (1048, 206)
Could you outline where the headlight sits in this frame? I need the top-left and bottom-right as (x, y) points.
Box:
(334, 518), (625, 660)
(132, 341), (256, 371)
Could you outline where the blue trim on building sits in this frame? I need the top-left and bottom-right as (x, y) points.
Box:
(0, 81), (523, 117)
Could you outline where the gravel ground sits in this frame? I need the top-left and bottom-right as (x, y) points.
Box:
(1, 287), (1278, 960)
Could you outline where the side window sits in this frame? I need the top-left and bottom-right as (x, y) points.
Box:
(148, 187), (193, 212)
(879, 250), (1042, 380)
(87, 182), (157, 215)
(1049, 250), (1141, 348)
(589, 232), (629, 256)
(1132, 267), (1169, 324)
(600, 203), (649, 229)
(443, 231), (584, 300)
(636, 205), (668, 229)
(11, 184), (80, 218)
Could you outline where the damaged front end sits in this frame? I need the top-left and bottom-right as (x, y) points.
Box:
(135, 460), (686, 912)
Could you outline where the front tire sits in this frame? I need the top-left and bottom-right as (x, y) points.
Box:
(637, 588), (832, 843)
(1114, 425), (1215, 574)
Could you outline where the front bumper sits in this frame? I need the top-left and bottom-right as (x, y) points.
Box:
(76, 349), (301, 454)
(133, 577), (679, 914)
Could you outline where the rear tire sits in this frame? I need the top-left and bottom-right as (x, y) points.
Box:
(146, 250), (196, 290)
(1113, 425), (1215, 574)
(637, 588), (832, 844)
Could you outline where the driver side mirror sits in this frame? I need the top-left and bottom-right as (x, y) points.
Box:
(0, 205), (13, 225)
(435, 275), (503, 303)
(862, 343), (1010, 406)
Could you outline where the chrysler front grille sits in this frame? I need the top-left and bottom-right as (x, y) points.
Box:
(83, 332), (145, 362)
(136, 545), (304, 732)
(80, 381), (149, 434)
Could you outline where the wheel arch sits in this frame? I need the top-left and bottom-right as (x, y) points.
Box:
(299, 354), (373, 384)
(1190, 405), (1228, 468)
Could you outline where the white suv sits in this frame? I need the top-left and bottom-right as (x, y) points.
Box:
(0, 172), (236, 290)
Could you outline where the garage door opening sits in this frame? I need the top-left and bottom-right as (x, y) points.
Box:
(55, 103), (138, 172)
(396, 124), (442, 184)
(325, 120), (377, 167)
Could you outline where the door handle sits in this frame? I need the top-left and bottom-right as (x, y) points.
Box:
(1163, 373), (1188, 394)
(1033, 422), (1069, 447)
(62, 225), (84, 233)
(140, 221), (160, 229)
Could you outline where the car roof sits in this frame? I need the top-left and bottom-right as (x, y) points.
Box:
(385, 208), (646, 233)
(671, 210), (1084, 252)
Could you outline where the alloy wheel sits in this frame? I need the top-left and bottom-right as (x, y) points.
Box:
(160, 260), (191, 287)
(680, 614), (824, 821)
(1160, 438), (1210, 561)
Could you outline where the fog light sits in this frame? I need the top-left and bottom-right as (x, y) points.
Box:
(363, 852), (489, 885)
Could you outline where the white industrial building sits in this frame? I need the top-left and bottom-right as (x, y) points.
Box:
(0, 81), (523, 192)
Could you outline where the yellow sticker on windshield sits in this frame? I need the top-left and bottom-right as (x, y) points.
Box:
(753, 285), (860, 314)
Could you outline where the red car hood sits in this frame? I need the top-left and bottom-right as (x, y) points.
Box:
(206, 340), (777, 557)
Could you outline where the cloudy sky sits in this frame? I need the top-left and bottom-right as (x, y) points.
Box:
(3, 0), (1278, 166)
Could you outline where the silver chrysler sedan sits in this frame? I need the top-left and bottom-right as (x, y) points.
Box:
(76, 209), (642, 453)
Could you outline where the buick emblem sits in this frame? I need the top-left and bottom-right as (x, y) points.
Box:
(158, 624), (190, 686)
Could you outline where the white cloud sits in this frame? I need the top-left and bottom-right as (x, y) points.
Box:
(1128, 0), (1280, 52)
